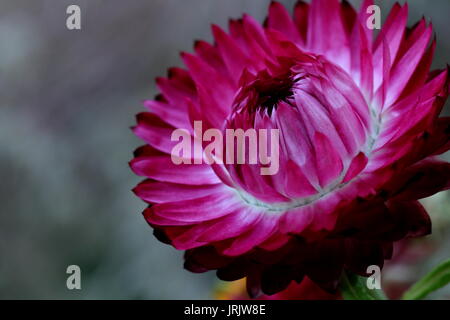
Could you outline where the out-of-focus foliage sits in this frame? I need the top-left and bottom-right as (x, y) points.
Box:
(402, 259), (450, 300)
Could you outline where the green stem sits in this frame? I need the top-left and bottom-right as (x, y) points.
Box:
(402, 259), (450, 300)
(340, 271), (388, 300)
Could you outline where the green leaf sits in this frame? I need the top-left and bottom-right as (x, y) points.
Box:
(402, 259), (450, 300)
(340, 271), (387, 300)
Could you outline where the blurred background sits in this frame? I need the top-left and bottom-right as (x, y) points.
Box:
(0, 0), (449, 299)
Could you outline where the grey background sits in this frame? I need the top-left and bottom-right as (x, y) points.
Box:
(0, 0), (449, 299)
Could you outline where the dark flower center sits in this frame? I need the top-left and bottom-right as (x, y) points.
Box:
(233, 69), (297, 117)
(252, 74), (295, 115)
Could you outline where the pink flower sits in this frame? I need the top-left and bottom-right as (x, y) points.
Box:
(130, 0), (450, 296)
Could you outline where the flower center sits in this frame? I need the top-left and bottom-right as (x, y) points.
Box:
(233, 69), (299, 116)
(223, 55), (374, 211)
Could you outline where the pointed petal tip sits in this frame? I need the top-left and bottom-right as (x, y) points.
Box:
(211, 23), (223, 35)
(179, 51), (197, 67)
(193, 39), (202, 49)
(295, 0), (307, 5)
(270, 1), (279, 8)
(167, 66), (182, 79)
(179, 51), (188, 58)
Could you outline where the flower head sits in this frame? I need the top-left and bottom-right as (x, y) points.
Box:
(130, 0), (450, 296)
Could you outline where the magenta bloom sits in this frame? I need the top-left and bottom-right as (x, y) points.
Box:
(131, 0), (450, 296)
